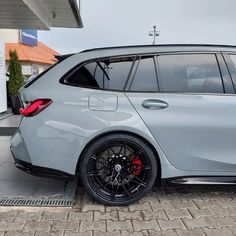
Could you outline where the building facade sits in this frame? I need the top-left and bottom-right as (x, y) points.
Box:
(0, 29), (59, 113)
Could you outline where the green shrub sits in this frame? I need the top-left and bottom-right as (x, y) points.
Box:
(8, 50), (24, 96)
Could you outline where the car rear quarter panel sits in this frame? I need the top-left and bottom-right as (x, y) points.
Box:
(19, 85), (172, 175)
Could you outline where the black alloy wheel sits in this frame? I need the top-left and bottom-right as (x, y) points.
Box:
(80, 133), (158, 205)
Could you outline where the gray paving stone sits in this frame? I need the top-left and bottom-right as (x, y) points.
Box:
(80, 220), (106, 232)
(188, 208), (217, 218)
(94, 231), (121, 236)
(94, 211), (118, 221)
(227, 226), (236, 235)
(133, 219), (160, 231)
(106, 206), (129, 212)
(119, 211), (143, 221)
(64, 231), (93, 236)
(142, 210), (168, 221)
(176, 228), (206, 236)
(82, 204), (105, 213)
(158, 219), (186, 230)
(211, 205), (236, 217)
(5, 232), (33, 236)
(0, 221), (24, 231)
(138, 193), (159, 203)
(35, 231), (64, 236)
(182, 217), (214, 229)
(207, 216), (236, 228)
(178, 193), (203, 202)
(121, 231), (145, 236)
(14, 211), (43, 222)
(166, 209), (192, 220)
(107, 219), (133, 232)
(172, 201), (198, 210)
(129, 203), (152, 212)
(203, 227), (234, 236)
(22, 220), (52, 232)
(194, 200), (221, 209)
(68, 211), (93, 221)
(156, 193), (181, 203)
(149, 229), (177, 236)
(150, 201), (175, 211)
(41, 211), (69, 221)
(0, 210), (18, 222)
(51, 220), (79, 231)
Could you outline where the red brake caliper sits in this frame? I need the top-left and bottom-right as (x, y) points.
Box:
(132, 156), (142, 176)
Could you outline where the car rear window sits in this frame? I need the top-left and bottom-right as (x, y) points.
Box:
(65, 57), (135, 91)
(24, 62), (59, 88)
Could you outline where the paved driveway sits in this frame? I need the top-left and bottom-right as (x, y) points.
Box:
(0, 184), (236, 235)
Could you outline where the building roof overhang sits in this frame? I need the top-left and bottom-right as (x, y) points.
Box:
(0, 0), (83, 30)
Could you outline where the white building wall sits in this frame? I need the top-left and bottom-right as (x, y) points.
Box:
(0, 40), (7, 113)
(0, 29), (18, 43)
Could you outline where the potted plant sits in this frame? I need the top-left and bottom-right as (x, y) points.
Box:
(8, 50), (24, 114)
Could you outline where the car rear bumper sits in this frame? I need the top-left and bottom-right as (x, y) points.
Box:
(10, 129), (73, 179)
(10, 129), (31, 164)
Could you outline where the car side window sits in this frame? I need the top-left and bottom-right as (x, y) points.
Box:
(129, 56), (158, 92)
(66, 57), (134, 91)
(157, 54), (224, 94)
(229, 55), (236, 70)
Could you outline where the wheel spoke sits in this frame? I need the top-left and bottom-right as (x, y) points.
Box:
(118, 144), (124, 155)
(133, 175), (147, 187)
(121, 179), (132, 199)
(128, 149), (143, 159)
(105, 143), (116, 156)
(91, 154), (108, 165)
(129, 165), (151, 171)
(127, 175), (147, 188)
(95, 175), (111, 191)
(123, 142), (127, 156)
(111, 179), (115, 200)
(111, 181), (120, 201)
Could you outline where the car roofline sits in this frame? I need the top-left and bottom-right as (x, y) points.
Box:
(80, 44), (236, 53)
(56, 44), (236, 61)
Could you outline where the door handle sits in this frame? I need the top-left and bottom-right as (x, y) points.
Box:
(142, 99), (168, 109)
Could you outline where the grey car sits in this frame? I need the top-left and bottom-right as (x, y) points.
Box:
(11, 44), (236, 205)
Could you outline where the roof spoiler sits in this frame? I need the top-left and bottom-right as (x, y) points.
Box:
(54, 54), (74, 62)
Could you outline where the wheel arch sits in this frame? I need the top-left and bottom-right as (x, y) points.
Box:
(76, 130), (162, 182)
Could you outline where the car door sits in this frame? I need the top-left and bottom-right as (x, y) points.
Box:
(125, 53), (236, 173)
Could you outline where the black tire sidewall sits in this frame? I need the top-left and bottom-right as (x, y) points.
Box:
(80, 133), (158, 206)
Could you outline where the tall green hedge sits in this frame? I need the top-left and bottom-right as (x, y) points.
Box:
(8, 50), (24, 96)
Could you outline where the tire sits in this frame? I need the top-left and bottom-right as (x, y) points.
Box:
(80, 133), (158, 205)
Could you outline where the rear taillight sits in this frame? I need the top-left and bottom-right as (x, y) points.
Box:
(20, 99), (52, 117)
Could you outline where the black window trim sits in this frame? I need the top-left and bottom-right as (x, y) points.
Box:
(222, 53), (236, 93)
(216, 53), (236, 94)
(215, 53), (225, 94)
(60, 55), (137, 92)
